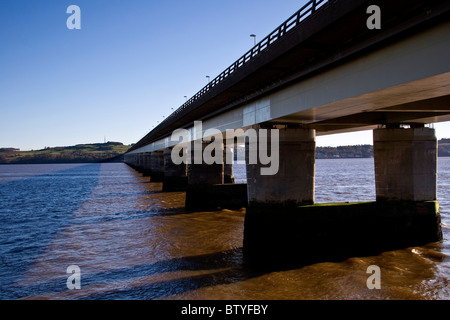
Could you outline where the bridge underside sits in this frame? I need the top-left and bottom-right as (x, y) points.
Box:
(125, 1), (449, 265)
(127, 19), (450, 154)
(127, 0), (450, 153)
(288, 81), (450, 134)
(280, 73), (450, 136)
(126, 125), (443, 265)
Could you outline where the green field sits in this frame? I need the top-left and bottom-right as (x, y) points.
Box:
(0, 142), (131, 164)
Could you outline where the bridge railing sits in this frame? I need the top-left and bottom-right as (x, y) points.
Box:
(139, 0), (331, 148)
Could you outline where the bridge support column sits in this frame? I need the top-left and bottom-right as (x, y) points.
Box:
(131, 154), (138, 170)
(224, 145), (234, 184)
(185, 140), (246, 211)
(243, 126), (442, 267)
(373, 126), (437, 201)
(150, 151), (164, 182)
(245, 126), (316, 206)
(187, 141), (224, 185)
(162, 148), (188, 192)
(124, 154), (135, 169)
(132, 154), (139, 170)
(128, 154), (136, 169)
(142, 152), (152, 177)
(369, 126), (442, 254)
(137, 153), (145, 173)
(243, 126), (316, 264)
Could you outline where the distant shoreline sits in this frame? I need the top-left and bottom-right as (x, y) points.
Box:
(0, 142), (129, 165)
(1, 139), (449, 164)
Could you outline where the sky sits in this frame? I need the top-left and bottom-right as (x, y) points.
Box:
(1, 0), (449, 151)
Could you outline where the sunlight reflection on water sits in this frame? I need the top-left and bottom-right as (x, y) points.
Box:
(0, 158), (448, 300)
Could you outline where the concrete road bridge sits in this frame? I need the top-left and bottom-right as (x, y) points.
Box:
(125, 0), (450, 264)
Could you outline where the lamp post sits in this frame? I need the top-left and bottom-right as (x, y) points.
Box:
(206, 76), (210, 83)
(250, 34), (256, 46)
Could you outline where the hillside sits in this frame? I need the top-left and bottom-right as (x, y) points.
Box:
(1, 138), (449, 164)
(0, 142), (130, 164)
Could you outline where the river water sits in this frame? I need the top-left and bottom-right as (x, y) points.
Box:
(0, 158), (449, 300)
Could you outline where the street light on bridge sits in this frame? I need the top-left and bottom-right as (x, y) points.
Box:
(250, 34), (256, 46)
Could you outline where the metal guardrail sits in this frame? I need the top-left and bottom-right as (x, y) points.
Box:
(131, 0), (331, 151)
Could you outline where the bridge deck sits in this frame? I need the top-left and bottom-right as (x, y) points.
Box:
(128, 0), (450, 154)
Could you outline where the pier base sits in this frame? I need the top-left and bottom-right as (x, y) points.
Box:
(136, 153), (145, 173)
(185, 141), (225, 209)
(162, 148), (188, 192)
(142, 153), (152, 176)
(224, 145), (234, 184)
(185, 183), (247, 212)
(150, 151), (164, 182)
(243, 201), (442, 266)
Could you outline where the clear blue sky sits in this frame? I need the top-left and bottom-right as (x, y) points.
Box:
(1, 0), (449, 150)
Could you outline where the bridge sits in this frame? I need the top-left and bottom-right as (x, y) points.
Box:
(124, 0), (450, 264)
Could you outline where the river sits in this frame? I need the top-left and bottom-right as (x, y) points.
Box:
(0, 158), (449, 300)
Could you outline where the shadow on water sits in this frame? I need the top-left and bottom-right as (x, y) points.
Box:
(80, 248), (370, 300)
(85, 249), (256, 300)
(0, 164), (101, 299)
(15, 248), (268, 300)
(68, 207), (194, 226)
(17, 248), (360, 300)
(91, 190), (166, 198)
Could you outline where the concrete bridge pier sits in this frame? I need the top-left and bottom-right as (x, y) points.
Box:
(224, 144), (235, 184)
(136, 153), (145, 173)
(162, 147), (188, 192)
(243, 126), (318, 263)
(187, 140), (224, 185)
(130, 154), (138, 170)
(243, 125), (442, 266)
(185, 140), (246, 211)
(370, 126), (443, 250)
(124, 154), (134, 170)
(245, 125), (316, 207)
(150, 151), (164, 182)
(373, 126), (437, 202)
(142, 152), (152, 177)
